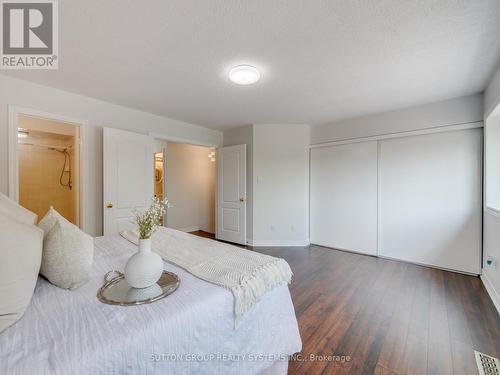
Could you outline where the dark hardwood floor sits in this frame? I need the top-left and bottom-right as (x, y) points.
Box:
(189, 230), (217, 240)
(189, 231), (500, 375)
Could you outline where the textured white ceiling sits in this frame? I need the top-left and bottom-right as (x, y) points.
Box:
(3, 0), (500, 130)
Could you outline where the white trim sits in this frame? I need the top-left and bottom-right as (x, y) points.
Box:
(481, 272), (500, 315)
(477, 130), (484, 276)
(311, 243), (377, 257)
(77, 123), (89, 231)
(309, 121), (484, 149)
(311, 243), (480, 274)
(378, 254), (480, 276)
(376, 140), (381, 256)
(149, 132), (218, 148)
(247, 239), (310, 247)
(8, 107), (18, 201)
(308, 148), (311, 246)
(304, 145), (310, 248)
(161, 145), (168, 227)
(7, 105), (89, 232)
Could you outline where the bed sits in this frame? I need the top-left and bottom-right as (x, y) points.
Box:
(0, 234), (302, 375)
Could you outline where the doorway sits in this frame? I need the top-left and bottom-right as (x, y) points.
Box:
(8, 107), (86, 229)
(154, 140), (216, 236)
(154, 151), (165, 225)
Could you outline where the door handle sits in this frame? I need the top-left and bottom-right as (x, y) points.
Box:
(106, 203), (113, 208)
(240, 197), (246, 202)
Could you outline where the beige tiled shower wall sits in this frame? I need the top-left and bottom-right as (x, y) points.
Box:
(18, 135), (77, 224)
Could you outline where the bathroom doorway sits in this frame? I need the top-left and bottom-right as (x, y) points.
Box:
(8, 108), (86, 229)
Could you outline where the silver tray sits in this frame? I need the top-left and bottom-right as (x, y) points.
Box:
(97, 270), (180, 306)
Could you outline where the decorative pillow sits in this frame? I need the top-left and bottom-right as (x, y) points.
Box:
(0, 211), (43, 333)
(0, 192), (37, 225)
(40, 218), (94, 290)
(38, 206), (66, 237)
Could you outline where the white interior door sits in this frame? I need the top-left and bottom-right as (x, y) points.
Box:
(103, 127), (153, 235)
(379, 129), (482, 274)
(217, 144), (246, 245)
(310, 141), (378, 255)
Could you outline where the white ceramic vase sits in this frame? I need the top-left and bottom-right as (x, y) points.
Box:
(124, 239), (163, 288)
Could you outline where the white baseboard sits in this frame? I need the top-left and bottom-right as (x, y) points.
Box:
(247, 239), (310, 247)
(481, 272), (500, 315)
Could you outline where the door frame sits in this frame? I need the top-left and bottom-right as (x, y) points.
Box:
(149, 132), (219, 235)
(7, 105), (89, 231)
(161, 145), (168, 227)
(153, 148), (168, 226)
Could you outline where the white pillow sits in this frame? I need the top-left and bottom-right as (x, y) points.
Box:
(0, 192), (37, 225)
(37, 206), (66, 237)
(40, 217), (94, 289)
(0, 211), (43, 333)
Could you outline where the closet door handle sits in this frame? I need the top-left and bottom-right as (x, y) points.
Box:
(106, 203), (113, 208)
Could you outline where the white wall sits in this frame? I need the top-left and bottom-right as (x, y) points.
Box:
(165, 142), (216, 234)
(222, 125), (254, 241)
(485, 115), (500, 211)
(223, 124), (311, 246)
(311, 94), (483, 144)
(252, 124), (310, 246)
(0, 75), (222, 236)
(483, 62), (500, 313)
(483, 209), (500, 313)
(485, 64), (500, 118)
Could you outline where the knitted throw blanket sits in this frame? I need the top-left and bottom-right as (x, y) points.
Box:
(120, 227), (293, 323)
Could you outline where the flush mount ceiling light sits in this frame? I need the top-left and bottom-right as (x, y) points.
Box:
(229, 65), (260, 85)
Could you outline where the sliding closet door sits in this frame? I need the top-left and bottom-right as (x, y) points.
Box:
(379, 129), (482, 274)
(310, 141), (378, 255)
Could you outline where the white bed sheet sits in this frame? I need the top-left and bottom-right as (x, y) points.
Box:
(0, 235), (301, 375)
